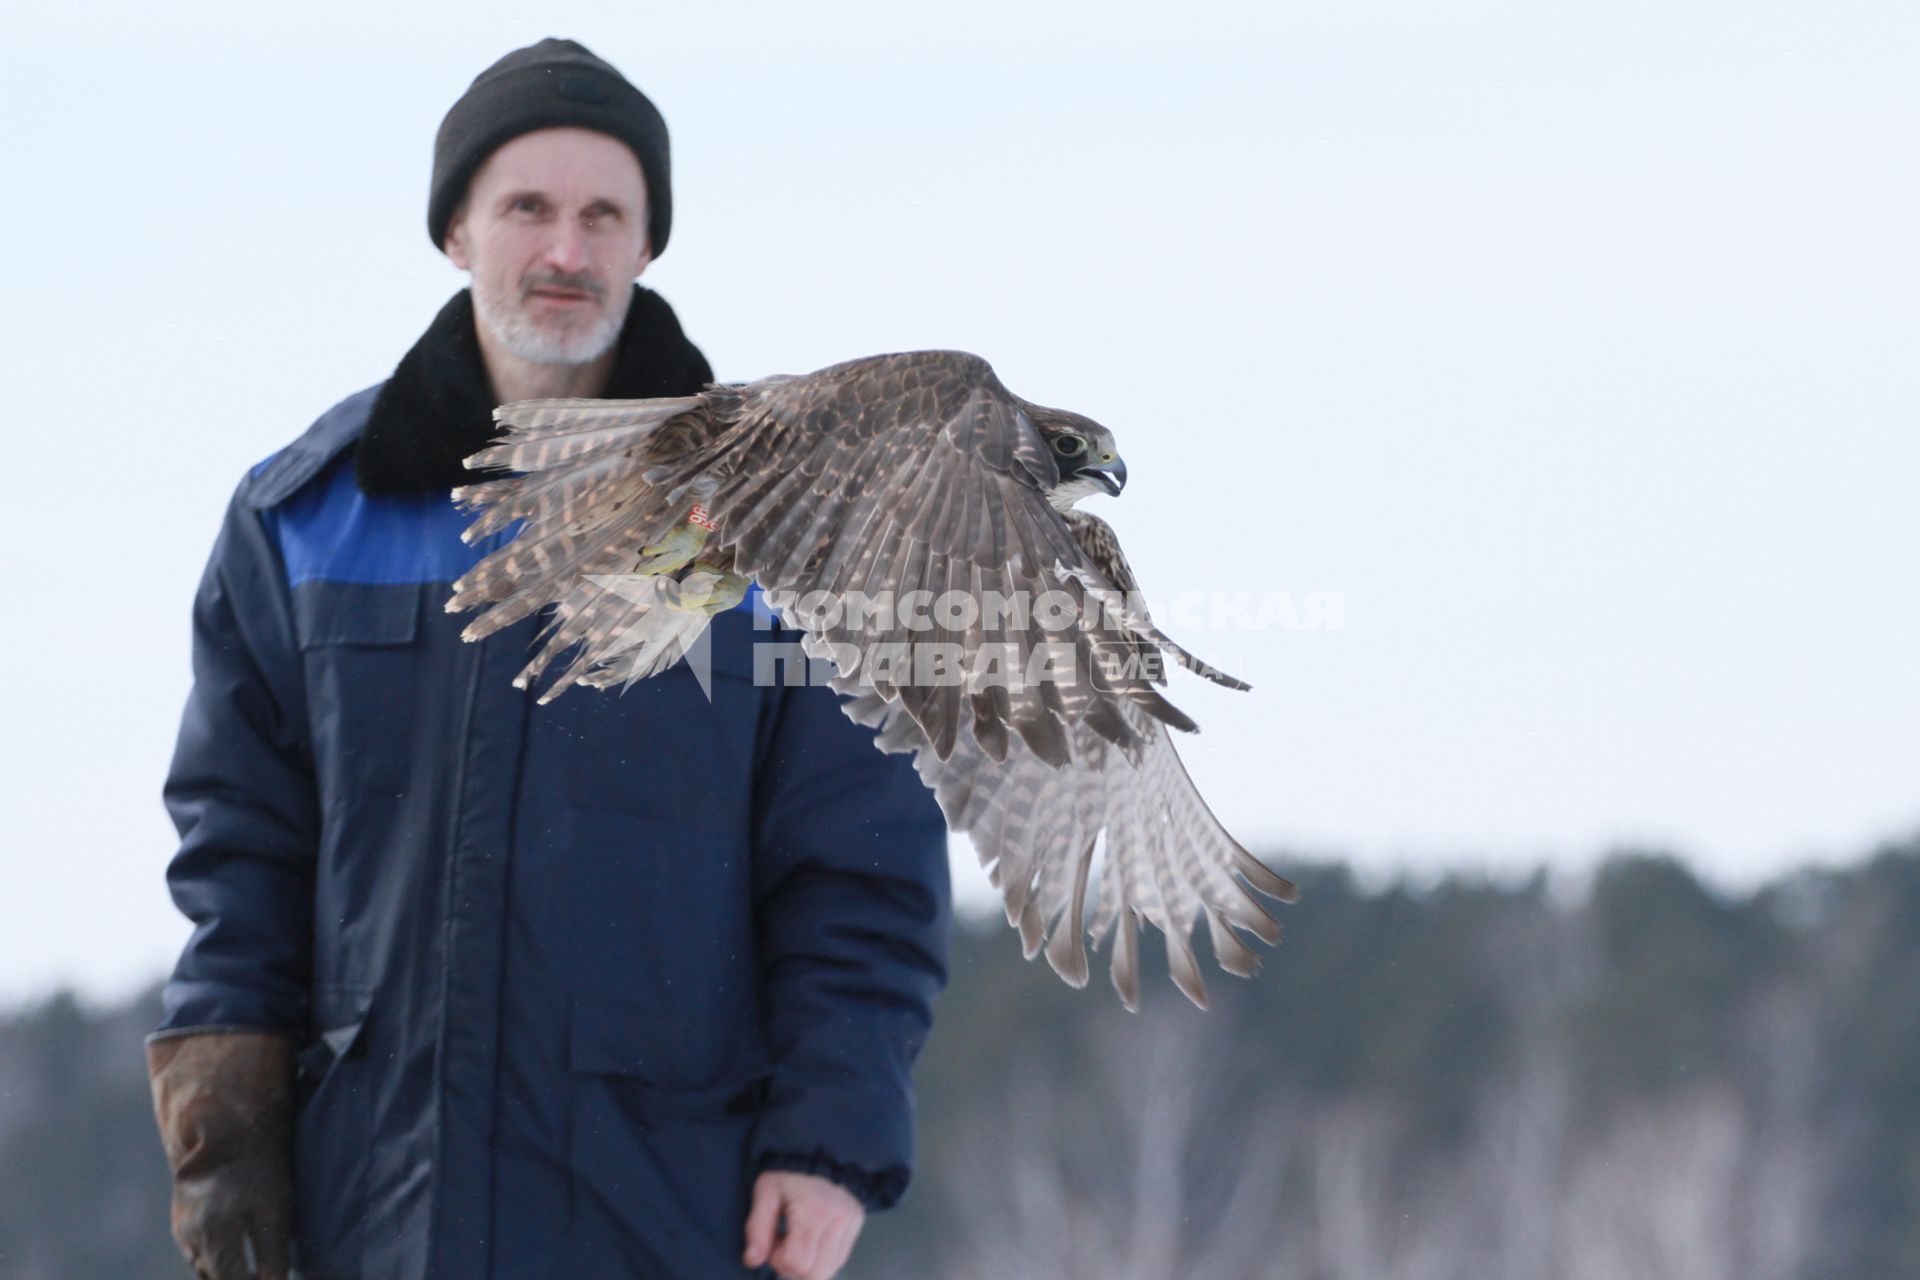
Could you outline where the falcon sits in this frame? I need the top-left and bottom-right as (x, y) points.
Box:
(446, 350), (1296, 1009)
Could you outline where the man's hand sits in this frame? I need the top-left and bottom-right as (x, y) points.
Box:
(742, 1169), (866, 1280)
(146, 1031), (295, 1280)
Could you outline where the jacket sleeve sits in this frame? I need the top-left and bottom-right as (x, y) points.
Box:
(155, 485), (319, 1039)
(748, 671), (952, 1210)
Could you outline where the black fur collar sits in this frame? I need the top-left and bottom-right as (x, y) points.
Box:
(355, 286), (714, 494)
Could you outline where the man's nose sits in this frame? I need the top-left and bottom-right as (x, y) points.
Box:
(543, 219), (591, 274)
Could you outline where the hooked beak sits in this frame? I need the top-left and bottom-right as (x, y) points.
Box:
(1087, 455), (1127, 497)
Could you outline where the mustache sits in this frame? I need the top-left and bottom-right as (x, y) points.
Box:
(520, 269), (607, 299)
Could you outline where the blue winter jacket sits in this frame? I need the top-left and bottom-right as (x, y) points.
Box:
(156, 384), (952, 1279)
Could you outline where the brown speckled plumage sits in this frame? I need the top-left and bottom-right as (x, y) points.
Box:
(447, 350), (1295, 1008)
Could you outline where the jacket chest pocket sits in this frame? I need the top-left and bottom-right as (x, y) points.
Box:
(294, 583), (422, 801)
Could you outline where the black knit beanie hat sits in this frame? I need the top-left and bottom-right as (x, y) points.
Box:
(429, 38), (672, 257)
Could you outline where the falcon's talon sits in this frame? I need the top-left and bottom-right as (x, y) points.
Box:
(664, 570), (750, 616)
(634, 523), (710, 575)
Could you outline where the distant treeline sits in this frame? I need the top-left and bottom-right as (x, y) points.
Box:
(3, 841), (1916, 1280)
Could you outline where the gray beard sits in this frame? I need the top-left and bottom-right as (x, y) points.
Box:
(473, 277), (628, 366)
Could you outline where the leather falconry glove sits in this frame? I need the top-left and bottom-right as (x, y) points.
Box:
(146, 1030), (296, 1280)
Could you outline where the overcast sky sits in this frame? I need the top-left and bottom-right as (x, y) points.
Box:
(2, 0), (1915, 1007)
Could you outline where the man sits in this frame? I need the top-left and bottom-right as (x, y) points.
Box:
(146, 38), (951, 1280)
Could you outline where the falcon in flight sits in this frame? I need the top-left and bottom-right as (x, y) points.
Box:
(447, 350), (1296, 1009)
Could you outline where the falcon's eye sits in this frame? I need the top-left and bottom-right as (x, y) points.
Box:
(1052, 435), (1088, 458)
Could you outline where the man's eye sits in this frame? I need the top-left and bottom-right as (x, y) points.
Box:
(511, 197), (543, 214)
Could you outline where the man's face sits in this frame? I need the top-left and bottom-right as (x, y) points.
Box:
(444, 127), (653, 366)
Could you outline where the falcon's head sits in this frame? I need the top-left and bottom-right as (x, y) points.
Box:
(1032, 409), (1128, 510)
